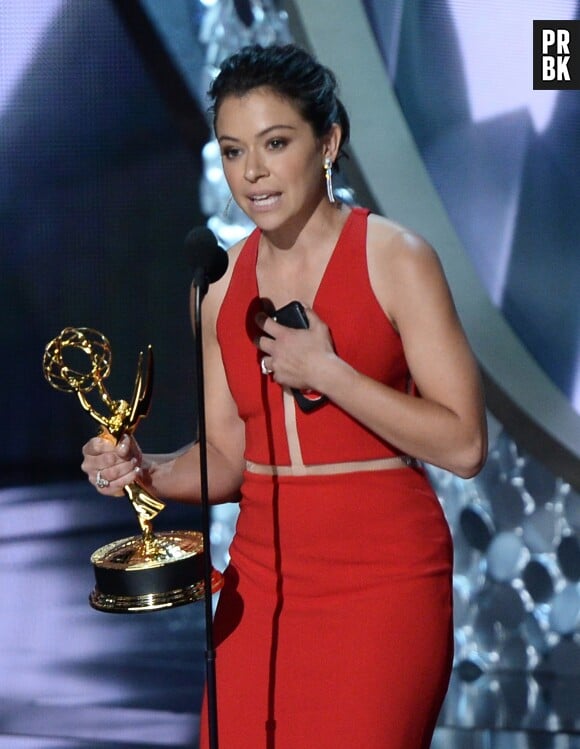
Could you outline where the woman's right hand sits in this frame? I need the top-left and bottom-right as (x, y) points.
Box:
(81, 433), (143, 497)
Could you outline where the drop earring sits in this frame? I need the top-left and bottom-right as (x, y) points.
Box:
(222, 194), (233, 220)
(324, 157), (335, 204)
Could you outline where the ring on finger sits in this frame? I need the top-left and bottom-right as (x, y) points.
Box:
(96, 469), (110, 489)
(260, 357), (273, 376)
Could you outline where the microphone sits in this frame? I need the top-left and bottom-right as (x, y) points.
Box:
(185, 226), (228, 293)
(186, 225), (228, 749)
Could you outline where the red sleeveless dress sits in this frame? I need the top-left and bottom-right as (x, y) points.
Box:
(201, 208), (453, 748)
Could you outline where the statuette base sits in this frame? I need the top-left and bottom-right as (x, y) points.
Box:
(89, 530), (223, 613)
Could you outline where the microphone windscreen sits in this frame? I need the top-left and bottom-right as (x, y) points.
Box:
(184, 226), (228, 284)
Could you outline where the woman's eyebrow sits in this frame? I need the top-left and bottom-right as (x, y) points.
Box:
(217, 124), (297, 143)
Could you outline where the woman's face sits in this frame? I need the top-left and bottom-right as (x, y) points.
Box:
(215, 87), (338, 234)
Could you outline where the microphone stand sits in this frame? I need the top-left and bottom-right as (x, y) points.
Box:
(193, 275), (219, 749)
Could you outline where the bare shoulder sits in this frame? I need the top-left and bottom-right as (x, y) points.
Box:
(215, 234), (248, 289)
(367, 213), (441, 271)
(192, 234), (251, 328)
(366, 214), (448, 321)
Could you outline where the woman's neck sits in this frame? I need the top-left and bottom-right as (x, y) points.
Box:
(256, 202), (350, 307)
(260, 200), (348, 257)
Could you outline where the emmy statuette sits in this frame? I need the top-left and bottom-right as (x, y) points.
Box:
(43, 327), (222, 613)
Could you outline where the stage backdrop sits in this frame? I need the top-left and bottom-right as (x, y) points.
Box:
(365, 0), (580, 415)
(0, 0), (210, 484)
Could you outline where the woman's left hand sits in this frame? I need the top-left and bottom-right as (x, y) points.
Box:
(255, 307), (336, 390)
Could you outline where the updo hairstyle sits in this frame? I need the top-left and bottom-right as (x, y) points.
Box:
(207, 44), (350, 166)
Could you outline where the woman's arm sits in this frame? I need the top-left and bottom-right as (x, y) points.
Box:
(82, 264), (246, 503)
(144, 280), (246, 502)
(256, 218), (487, 478)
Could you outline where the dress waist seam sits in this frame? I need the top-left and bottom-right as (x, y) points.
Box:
(244, 455), (418, 477)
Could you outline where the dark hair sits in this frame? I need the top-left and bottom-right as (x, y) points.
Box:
(208, 44), (350, 163)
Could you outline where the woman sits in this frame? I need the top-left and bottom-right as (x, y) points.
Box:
(82, 44), (487, 748)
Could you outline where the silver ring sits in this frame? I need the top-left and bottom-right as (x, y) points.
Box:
(95, 469), (110, 489)
(260, 357), (273, 376)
